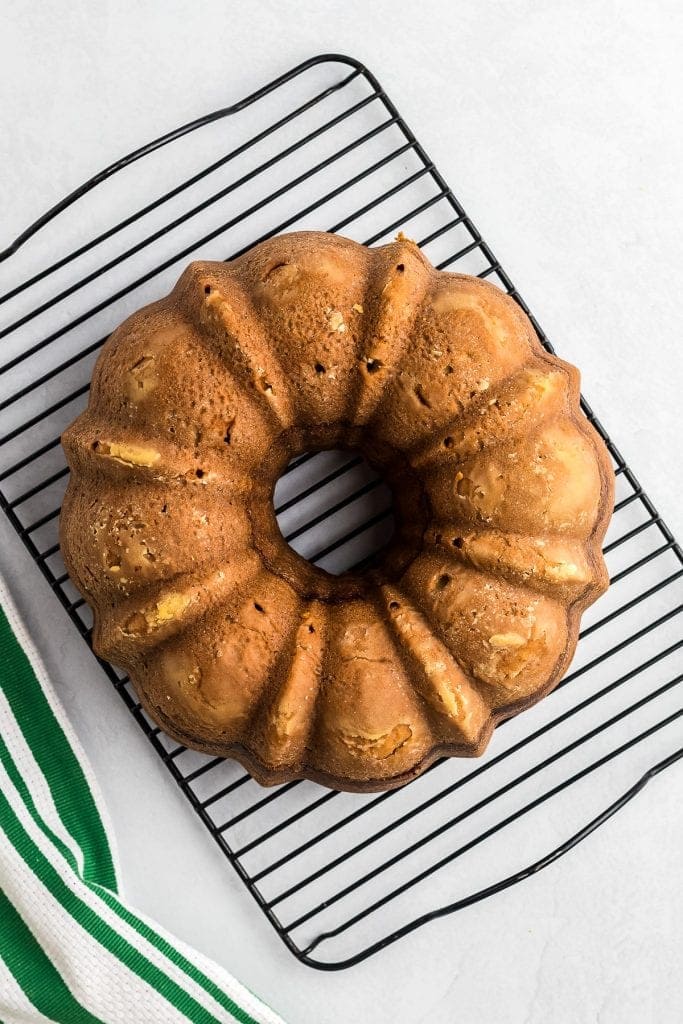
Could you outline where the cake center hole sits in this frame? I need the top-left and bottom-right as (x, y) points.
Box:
(273, 449), (395, 576)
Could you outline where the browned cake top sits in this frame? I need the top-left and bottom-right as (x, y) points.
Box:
(60, 231), (613, 791)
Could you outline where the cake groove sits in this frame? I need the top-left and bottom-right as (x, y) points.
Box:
(423, 525), (596, 599)
(351, 236), (434, 426)
(230, 231), (374, 431)
(253, 601), (327, 773)
(397, 552), (570, 710)
(376, 583), (490, 746)
(409, 362), (574, 468)
(94, 560), (261, 660)
(183, 264), (295, 431)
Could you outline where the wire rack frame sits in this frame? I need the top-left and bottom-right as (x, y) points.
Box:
(0, 53), (681, 970)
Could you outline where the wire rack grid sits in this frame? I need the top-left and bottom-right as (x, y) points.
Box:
(0, 54), (681, 970)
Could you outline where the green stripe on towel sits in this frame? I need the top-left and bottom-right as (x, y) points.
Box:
(0, 606), (116, 890)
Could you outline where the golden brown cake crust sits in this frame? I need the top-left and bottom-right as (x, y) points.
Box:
(60, 231), (614, 792)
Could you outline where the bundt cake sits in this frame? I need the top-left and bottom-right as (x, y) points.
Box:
(60, 230), (613, 792)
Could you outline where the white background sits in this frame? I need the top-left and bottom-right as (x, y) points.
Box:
(1, 2), (682, 1022)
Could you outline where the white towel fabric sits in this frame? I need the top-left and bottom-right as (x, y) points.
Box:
(0, 574), (287, 1024)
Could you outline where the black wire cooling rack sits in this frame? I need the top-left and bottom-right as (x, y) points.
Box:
(1, 54), (682, 970)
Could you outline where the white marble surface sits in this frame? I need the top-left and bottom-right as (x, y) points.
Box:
(1, 2), (682, 1022)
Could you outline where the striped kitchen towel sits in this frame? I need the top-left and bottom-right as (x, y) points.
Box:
(0, 573), (287, 1024)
